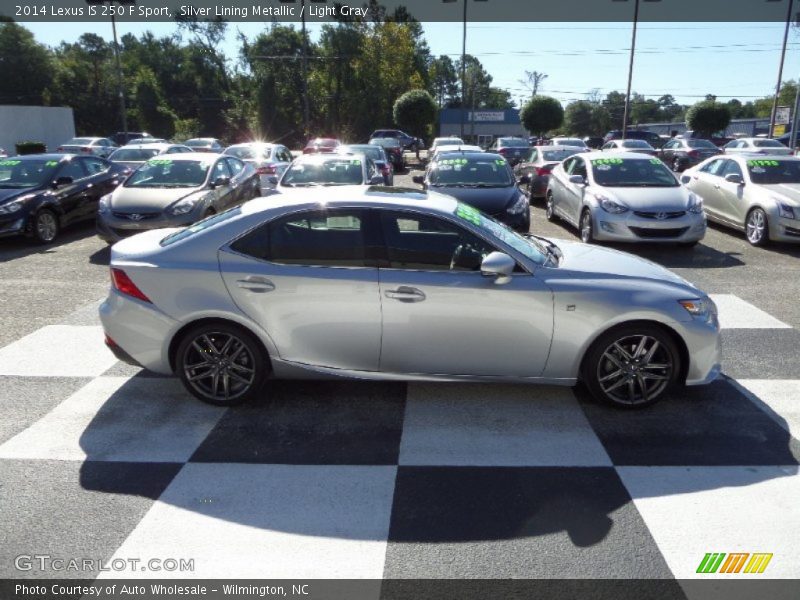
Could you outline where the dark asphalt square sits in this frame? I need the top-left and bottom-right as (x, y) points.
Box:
(720, 328), (800, 380)
(577, 378), (800, 466)
(383, 466), (674, 579)
(0, 460), (182, 579)
(189, 380), (407, 465)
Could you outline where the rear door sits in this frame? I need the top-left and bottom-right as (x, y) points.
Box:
(218, 208), (382, 371)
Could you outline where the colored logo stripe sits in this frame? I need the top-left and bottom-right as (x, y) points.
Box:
(744, 553), (773, 574)
(719, 553), (749, 573)
(697, 553), (726, 573)
(697, 552), (773, 574)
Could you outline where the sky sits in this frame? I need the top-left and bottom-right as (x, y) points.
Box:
(23, 20), (800, 109)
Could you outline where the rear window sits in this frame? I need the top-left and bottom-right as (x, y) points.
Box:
(225, 146), (262, 160)
(621, 140), (651, 148)
(542, 149), (580, 161)
(66, 138), (94, 145)
(109, 148), (160, 162)
(499, 138), (529, 147)
(688, 139), (717, 149)
(160, 207), (242, 246)
(753, 139), (785, 148)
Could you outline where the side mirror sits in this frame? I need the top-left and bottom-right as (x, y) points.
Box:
(518, 174), (531, 185)
(52, 176), (73, 188)
(724, 173), (743, 185)
(412, 175), (425, 185)
(480, 251), (515, 285)
(569, 174), (585, 185)
(212, 175), (230, 188)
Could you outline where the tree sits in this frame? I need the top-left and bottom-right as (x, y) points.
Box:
(131, 67), (177, 137)
(0, 21), (53, 105)
(685, 101), (731, 136)
(428, 55), (459, 108)
(519, 70), (548, 99)
(520, 95), (564, 137)
(564, 100), (595, 136)
(602, 91), (627, 130)
(393, 89), (436, 158)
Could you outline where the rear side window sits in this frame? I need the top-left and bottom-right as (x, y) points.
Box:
(231, 209), (368, 267)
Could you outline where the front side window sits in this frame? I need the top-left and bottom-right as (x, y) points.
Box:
(570, 158), (588, 179)
(700, 159), (725, 175)
(80, 157), (110, 175)
(226, 157), (245, 176)
(720, 160), (743, 179)
(59, 159), (87, 181)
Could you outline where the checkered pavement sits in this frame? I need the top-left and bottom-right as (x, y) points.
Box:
(0, 294), (798, 592)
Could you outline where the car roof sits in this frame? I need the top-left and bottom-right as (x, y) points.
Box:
(535, 145), (578, 151)
(579, 151), (659, 161)
(8, 153), (74, 161)
(144, 152), (220, 161)
(432, 151), (505, 161)
(116, 142), (173, 150)
(728, 154), (799, 162)
(186, 138), (218, 142)
(227, 142), (276, 148)
(293, 153), (367, 163)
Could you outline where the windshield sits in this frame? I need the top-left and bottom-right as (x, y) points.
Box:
(753, 139), (785, 148)
(453, 203), (549, 266)
(281, 158), (365, 186)
(369, 138), (400, 149)
(225, 146), (269, 160)
(342, 146), (382, 161)
(0, 158), (60, 188)
(109, 148), (160, 162)
(687, 139), (717, 149)
(435, 138), (463, 146)
(429, 157), (515, 187)
(125, 159), (210, 188)
(747, 159), (800, 184)
(591, 158), (679, 187)
(555, 139), (585, 147)
(185, 139), (212, 147)
(622, 140), (651, 149)
(542, 149), (580, 161)
(499, 138), (529, 147)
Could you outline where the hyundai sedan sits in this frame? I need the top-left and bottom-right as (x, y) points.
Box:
(547, 153), (706, 245)
(100, 186), (721, 409)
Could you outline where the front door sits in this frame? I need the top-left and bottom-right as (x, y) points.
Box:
(376, 209), (553, 378)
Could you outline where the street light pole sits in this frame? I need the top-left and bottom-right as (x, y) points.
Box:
(460, 0), (467, 140)
(621, 0), (640, 140)
(301, 0), (310, 139)
(769, 0), (795, 138)
(110, 13), (128, 141)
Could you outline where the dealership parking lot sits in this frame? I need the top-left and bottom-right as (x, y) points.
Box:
(0, 167), (799, 586)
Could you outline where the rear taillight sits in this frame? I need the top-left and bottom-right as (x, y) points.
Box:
(687, 150), (699, 158)
(256, 164), (277, 175)
(498, 148), (508, 156)
(111, 268), (151, 303)
(81, 147), (91, 153)
(56, 146), (64, 152)
(535, 166), (552, 176)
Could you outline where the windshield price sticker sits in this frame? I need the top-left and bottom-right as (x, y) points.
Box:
(45, 161), (59, 167)
(439, 158), (468, 166)
(592, 158), (623, 165)
(456, 203), (482, 225)
(148, 159), (173, 166)
(0, 160), (21, 167)
(650, 159), (662, 165)
(495, 159), (506, 165)
(351, 159), (361, 165)
(747, 159), (780, 167)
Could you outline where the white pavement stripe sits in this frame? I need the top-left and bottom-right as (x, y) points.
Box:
(0, 377), (225, 462)
(617, 466), (800, 579)
(98, 464), (397, 580)
(0, 325), (117, 377)
(709, 295), (791, 329)
(399, 383), (612, 466)
(735, 379), (800, 440)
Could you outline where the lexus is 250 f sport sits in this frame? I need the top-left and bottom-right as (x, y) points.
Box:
(100, 186), (720, 409)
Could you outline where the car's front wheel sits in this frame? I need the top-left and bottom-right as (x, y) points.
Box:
(582, 324), (681, 408)
(545, 191), (556, 221)
(33, 209), (60, 244)
(745, 208), (769, 246)
(175, 322), (269, 406)
(580, 209), (594, 243)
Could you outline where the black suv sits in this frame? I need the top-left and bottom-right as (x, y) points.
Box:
(603, 129), (664, 149)
(370, 129), (423, 151)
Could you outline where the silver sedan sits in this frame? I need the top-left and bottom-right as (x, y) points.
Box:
(100, 186), (721, 409)
(546, 152), (706, 245)
(681, 155), (800, 245)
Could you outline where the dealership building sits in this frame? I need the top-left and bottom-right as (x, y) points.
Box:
(438, 108), (528, 147)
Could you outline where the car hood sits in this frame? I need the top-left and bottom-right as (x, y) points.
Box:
(758, 184), (800, 207)
(111, 185), (204, 211)
(430, 185), (520, 213)
(555, 238), (694, 289)
(0, 187), (38, 204)
(592, 185), (692, 211)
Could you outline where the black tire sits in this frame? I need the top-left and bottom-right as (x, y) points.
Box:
(32, 209), (60, 244)
(679, 240), (699, 248)
(580, 208), (594, 244)
(745, 207), (769, 246)
(175, 322), (269, 406)
(672, 158), (682, 172)
(545, 190), (556, 222)
(582, 324), (681, 409)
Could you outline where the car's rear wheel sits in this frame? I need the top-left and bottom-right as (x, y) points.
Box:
(176, 323), (269, 406)
(745, 208), (769, 246)
(33, 209), (59, 244)
(583, 324), (681, 408)
(545, 191), (556, 221)
(672, 158), (682, 172)
(580, 209), (594, 243)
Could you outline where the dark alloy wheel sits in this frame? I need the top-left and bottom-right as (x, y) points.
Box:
(33, 209), (60, 244)
(583, 325), (681, 408)
(176, 323), (269, 406)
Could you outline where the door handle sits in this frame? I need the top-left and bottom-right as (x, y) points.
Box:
(714, 184), (721, 189)
(236, 277), (275, 292)
(385, 286), (426, 302)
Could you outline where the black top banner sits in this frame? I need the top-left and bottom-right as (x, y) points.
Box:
(1, 0), (798, 23)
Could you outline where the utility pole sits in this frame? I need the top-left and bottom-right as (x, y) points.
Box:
(769, 0), (795, 138)
(460, 0), (467, 139)
(621, 0), (640, 140)
(301, 0), (310, 140)
(110, 13), (128, 141)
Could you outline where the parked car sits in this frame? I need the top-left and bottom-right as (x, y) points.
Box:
(370, 129), (423, 151)
(514, 145), (582, 200)
(56, 137), (118, 159)
(0, 147), (8, 158)
(601, 139), (659, 157)
(546, 152), (706, 245)
(184, 138), (225, 153)
(109, 131), (152, 146)
(303, 138), (341, 155)
(0, 154), (127, 244)
(277, 154), (384, 190)
(659, 138), (721, 172)
(96, 153), (259, 244)
(107, 143), (194, 170)
(368, 137), (405, 171)
(430, 137), (465, 154)
(338, 144), (394, 186)
(681, 155), (800, 245)
(584, 136), (605, 150)
(223, 143), (294, 194)
(412, 151), (530, 232)
(679, 130), (732, 148)
(722, 137), (793, 156)
(487, 137), (531, 165)
(603, 130), (664, 149)
(99, 186), (721, 409)
(551, 137), (589, 150)
(429, 144), (483, 162)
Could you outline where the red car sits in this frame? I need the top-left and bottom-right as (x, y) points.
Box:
(303, 138), (341, 154)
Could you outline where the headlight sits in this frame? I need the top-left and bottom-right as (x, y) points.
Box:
(679, 297), (716, 321)
(687, 193), (704, 214)
(596, 194), (628, 214)
(168, 197), (201, 216)
(0, 200), (24, 215)
(778, 201), (796, 220)
(98, 193), (112, 215)
(507, 193), (529, 215)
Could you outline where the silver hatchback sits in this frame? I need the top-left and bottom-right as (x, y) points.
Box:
(100, 186), (720, 409)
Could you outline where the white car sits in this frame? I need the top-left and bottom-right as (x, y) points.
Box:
(107, 143), (194, 170)
(223, 143), (294, 194)
(723, 137), (793, 156)
(551, 137), (589, 150)
(601, 139), (658, 157)
(546, 152), (706, 245)
(56, 137), (118, 158)
(430, 137), (465, 154)
(429, 144), (483, 162)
